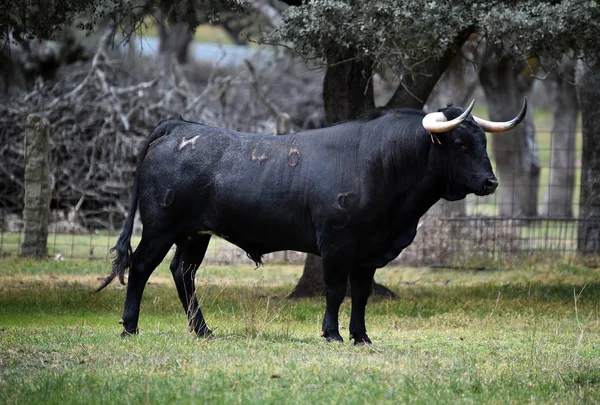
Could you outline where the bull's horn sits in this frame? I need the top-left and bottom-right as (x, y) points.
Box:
(422, 99), (475, 133)
(473, 97), (527, 133)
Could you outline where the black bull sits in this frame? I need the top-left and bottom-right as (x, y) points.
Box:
(96, 102), (525, 344)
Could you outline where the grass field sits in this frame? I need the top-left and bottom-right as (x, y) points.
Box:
(1, 258), (599, 404)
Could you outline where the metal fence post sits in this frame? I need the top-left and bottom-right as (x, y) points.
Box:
(21, 114), (51, 258)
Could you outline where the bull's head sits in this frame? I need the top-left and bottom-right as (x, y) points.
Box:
(421, 99), (527, 201)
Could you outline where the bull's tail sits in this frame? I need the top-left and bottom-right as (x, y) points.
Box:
(94, 119), (178, 293)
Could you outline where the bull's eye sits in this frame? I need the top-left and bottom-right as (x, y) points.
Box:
(454, 140), (467, 151)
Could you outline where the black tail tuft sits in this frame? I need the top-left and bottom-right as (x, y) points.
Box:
(93, 230), (133, 293)
(94, 119), (178, 293)
(246, 250), (264, 268)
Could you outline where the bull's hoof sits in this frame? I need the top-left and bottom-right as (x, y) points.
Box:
(121, 328), (138, 338)
(189, 322), (213, 339)
(350, 333), (372, 345)
(196, 327), (213, 339)
(321, 330), (344, 343)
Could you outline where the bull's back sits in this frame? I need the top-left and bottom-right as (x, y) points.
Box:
(139, 122), (329, 253)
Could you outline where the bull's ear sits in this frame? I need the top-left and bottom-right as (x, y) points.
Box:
(430, 133), (442, 144)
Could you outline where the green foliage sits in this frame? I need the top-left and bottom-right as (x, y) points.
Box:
(478, 0), (600, 61)
(271, 0), (600, 72)
(3, 0), (599, 68)
(273, 0), (471, 69)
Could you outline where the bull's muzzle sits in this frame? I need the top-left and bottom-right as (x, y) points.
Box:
(480, 177), (498, 195)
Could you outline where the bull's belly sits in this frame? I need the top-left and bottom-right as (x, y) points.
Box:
(204, 219), (319, 257)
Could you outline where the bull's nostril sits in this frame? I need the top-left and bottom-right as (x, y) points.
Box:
(485, 178), (498, 190)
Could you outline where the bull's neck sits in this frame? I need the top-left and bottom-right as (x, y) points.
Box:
(375, 127), (443, 218)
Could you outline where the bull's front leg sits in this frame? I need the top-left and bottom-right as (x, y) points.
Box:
(349, 267), (377, 345)
(320, 253), (351, 343)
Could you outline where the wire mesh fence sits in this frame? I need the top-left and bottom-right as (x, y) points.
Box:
(0, 120), (594, 267)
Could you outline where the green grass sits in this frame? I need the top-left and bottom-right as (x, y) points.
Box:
(1, 259), (600, 404)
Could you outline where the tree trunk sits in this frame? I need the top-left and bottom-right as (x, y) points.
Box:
(322, 57), (374, 124)
(291, 55), (394, 298)
(425, 35), (482, 113)
(542, 57), (578, 217)
(479, 52), (540, 217)
(576, 59), (600, 254)
(160, 22), (193, 64)
(291, 254), (325, 296)
(156, 9), (193, 67)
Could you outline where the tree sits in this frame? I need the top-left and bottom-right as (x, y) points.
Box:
(273, 0), (600, 295)
(576, 59), (600, 254)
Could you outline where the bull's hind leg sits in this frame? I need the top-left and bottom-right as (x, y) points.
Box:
(348, 267), (377, 345)
(121, 231), (175, 336)
(169, 235), (212, 337)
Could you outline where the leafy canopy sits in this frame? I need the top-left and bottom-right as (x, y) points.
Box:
(2, 0), (600, 69)
(272, 0), (600, 72)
